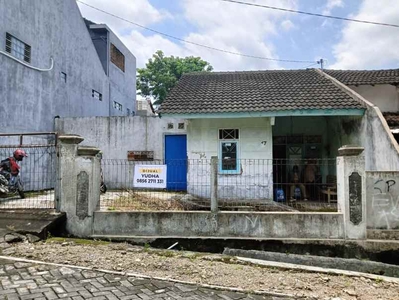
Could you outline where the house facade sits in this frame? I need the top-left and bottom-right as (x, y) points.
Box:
(0, 0), (136, 134)
(160, 68), (399, 201)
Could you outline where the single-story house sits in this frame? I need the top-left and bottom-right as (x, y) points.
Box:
(159, 68), (399, 201)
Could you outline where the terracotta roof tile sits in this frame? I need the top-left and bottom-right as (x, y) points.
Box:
(325, 69), (399, 86)
(383, 112), (399, 128)
(160, 69), (365, 115)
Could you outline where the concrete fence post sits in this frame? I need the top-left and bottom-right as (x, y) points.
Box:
(337, 145), (367, 239)
(210, 156), (218, 213)
(57, 135), (101, 237)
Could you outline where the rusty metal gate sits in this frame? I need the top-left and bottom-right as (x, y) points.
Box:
(0, 132), (57, 209)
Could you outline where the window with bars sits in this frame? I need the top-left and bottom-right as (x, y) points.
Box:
(92, 90), (102, 101)
(219, 129), (240, 174)
(113, 101), (123, 111)
(110, 44), (125, 72)
(5, 33), (31, 63)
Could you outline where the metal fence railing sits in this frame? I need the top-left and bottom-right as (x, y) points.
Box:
(0, 147), (56, 209)
(100, 158), (338, 212)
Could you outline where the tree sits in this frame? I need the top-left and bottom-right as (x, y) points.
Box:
(137, 50), (213, 105)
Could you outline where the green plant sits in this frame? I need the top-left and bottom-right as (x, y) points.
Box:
(137, 50), (213, 105)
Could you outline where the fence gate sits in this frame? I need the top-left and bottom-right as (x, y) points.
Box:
(0, 133), (57, 210)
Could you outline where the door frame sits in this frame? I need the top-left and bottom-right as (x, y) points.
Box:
(163, 134), (188, 191)
(163, 133), (188, 162)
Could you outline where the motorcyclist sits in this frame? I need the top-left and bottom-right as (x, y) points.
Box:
(0, 149), (28, 179)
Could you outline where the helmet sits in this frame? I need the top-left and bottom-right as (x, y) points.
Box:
(13, 149), (27, 161)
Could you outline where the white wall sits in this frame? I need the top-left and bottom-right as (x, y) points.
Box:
(349, 84), (399, 112)
(366, 171), (399, 230)
(187, 118), (273, 200)
(56, 116), (187, 189)
(56, 116), (186, 160)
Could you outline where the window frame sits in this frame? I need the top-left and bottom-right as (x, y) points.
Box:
(5, 32), (31, 63)
(113, 101), (123, 111)
(218, 128), (240, 174)
(92, 90), (102, 101)
(110, 43), (125, 72)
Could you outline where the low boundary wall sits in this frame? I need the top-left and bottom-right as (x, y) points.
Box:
(92, 211), (345, 239)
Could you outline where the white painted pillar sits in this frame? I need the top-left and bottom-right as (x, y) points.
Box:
(337, 145), (367, 239)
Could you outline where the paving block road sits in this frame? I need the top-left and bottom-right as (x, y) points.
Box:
(0, 259), (290, 300)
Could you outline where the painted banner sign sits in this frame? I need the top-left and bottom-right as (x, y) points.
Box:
(133, 165), (167, 189)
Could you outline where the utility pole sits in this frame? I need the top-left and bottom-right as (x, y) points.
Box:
(317, 58), (324, 70)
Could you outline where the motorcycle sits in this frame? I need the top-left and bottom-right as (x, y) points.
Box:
(0, 171), (25, 199)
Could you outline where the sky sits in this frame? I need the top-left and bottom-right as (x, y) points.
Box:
(77, 0), (399, 71)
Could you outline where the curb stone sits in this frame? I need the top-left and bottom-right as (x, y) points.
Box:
(0, 255), (299, 299)
(236, 257), (399, 284)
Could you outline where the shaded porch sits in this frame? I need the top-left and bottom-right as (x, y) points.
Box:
(272, 115), (362, 209)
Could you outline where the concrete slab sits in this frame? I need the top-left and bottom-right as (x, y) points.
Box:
(0, 209), (66, 239)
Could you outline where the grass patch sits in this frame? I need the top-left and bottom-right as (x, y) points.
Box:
(101, 190), (186, 211)
(46, 237), (110, 246)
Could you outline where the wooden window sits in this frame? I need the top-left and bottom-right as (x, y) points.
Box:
(110, 43), (125, 72)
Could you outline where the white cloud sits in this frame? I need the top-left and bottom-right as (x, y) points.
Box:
(179, 0), (298, 70)
(79, 0), (300, 71)
(330, 0), (399, 69)
(120, 31), (189, 69)
(323, 0), (343, 15)
(281, 20), (295, 31)
(77, 0), (170, 34)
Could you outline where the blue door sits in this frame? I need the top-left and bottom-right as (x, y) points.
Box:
(165, 135), (187, 191)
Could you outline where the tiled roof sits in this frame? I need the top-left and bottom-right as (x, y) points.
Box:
(383, 112), (399, 129)
(160, 69), (365, 115)
(325, 69), (399, 85)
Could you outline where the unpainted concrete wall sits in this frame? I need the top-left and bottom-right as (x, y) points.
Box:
(349, 84), (399, 113)
(92, 211), (345, 239)
(108, 28), (136, 117)
(0, 0), (136, 133)
(367, 171), (399, 230)
(327, 110), (399, 171)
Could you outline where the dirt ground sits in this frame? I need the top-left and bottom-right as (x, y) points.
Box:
(1, 238), (399, 300)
